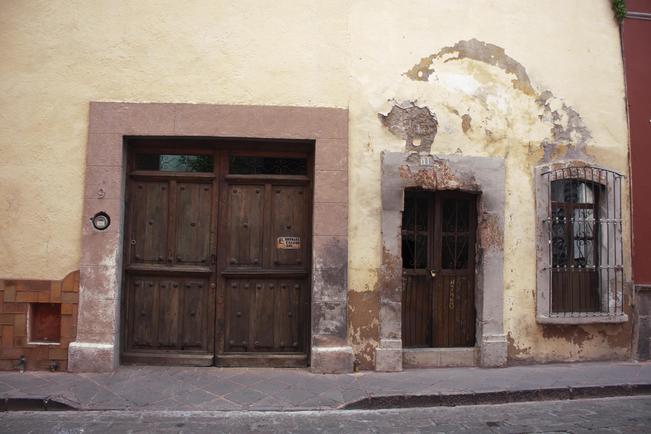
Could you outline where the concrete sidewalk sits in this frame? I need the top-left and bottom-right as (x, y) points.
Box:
(1, 362), (650, 412)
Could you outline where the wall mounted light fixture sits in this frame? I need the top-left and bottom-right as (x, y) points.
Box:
(91, 212), (110, 231)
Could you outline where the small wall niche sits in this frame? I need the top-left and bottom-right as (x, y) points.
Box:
(29, 303), (61, 344)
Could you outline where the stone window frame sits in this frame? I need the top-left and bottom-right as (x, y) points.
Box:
(535, 160), (628, 324)
(68, 102), (352, 373)
(375, 152), (508, 371)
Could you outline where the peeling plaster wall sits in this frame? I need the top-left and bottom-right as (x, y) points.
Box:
(0, 0), (631, 366)
(346, 0), (631, 365)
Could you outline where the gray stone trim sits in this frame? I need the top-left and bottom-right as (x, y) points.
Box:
(534, 160), (628, 325)
(537, 314), (628, 324)
(633, 284), (651, 360)
(376, 152), (507, 371)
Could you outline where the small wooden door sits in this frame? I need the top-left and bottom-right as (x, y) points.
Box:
(402, 190), (477, 348)
(121, 141), (311, 367)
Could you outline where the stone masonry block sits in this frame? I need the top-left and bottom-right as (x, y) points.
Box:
(68, 342), (116, 372)
(375, 347), (403, 372)
(379, 301), (401, 339)
(310, 346), (353, 374)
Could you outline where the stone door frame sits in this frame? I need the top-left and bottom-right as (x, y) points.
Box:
(375, 152), (507, 371)
(69, 102), (352, 373)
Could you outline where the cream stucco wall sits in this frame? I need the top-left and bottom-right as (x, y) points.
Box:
(0, 0), (631, 364)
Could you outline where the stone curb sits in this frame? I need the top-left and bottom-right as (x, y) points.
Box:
(342, 383), (651, 410)
(2, 384), (650, 412)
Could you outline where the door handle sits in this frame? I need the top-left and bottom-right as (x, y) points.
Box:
(430, 270), (437, 278)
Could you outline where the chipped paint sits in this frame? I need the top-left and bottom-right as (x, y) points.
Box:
(507, 332), (531, 357)
(404, 38), (535, 96)
(478, 211), (503, 250)
(348, 290), (379, 370)
(541, 325), (593, 347)
(397, 39), (598, 160)
(536, 90), (592, 160)
(437, 39), (537, 96)
(398, 160), (479, 192)
(379, 102), (438, 153)
(461, 114), (472, 134)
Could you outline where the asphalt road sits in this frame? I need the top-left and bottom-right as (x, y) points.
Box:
(1, 396), (649, 433)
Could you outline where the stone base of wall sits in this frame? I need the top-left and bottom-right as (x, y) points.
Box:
(0, 271), (79, 371)
(634, 285), (651, 360)
(480, 334), (508, 367)
(310, 346), (354, 373)
(68, 342), (116, 372)
(375, 338), (403, 372)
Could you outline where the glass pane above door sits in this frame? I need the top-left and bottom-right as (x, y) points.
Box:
(135, 154), (214, 172)
(229, 156), (307, 175)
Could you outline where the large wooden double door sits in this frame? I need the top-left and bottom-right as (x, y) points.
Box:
(121, 139), (311, 367)
(401, 190), (477, 348)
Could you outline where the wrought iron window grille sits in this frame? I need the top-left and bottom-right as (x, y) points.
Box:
(536, 163), (627, 324)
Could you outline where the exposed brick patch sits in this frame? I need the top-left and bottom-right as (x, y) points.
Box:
(0, 271), (79, 371)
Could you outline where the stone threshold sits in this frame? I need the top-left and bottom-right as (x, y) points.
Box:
(403, 347), (478, 368)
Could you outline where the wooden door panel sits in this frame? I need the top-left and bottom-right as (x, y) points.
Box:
(432, 193), (476, 348)
(126, 275), (210, 353)
(253, 283), (276, 351)
(433, 275), (447, 347)
(433, 275), (475, 347)
(175, 183), (212, 265)
(273, 281), (302, 351)
(224, 278), (305, 353)
(402, 274), (432, 347)
(226, 185), (265, 267)
(129, 182), (169, 264)
(181, 280), (208, 349)
(130, 277), (158, 349)
(224, 280), (253, 352)
(459, 275), (475, 346)
(271, 186), (307, 268)
(157, 280), (179, 348)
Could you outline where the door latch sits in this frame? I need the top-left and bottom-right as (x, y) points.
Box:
(430, 270), (437, 278)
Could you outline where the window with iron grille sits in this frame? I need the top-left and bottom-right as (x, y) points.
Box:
(535, 163), (627, 324)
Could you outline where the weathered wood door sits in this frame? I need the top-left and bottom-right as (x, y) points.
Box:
(121, 141), (311, 367)
(216, 154), (311, 367)
(122, 150), (217, 365)
(402, 190), (477, 348)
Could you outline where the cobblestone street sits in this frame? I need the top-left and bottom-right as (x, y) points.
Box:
(1, 396), (649, 433)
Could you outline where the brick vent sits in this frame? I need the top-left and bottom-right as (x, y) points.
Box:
(0, 271), (79, 371)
